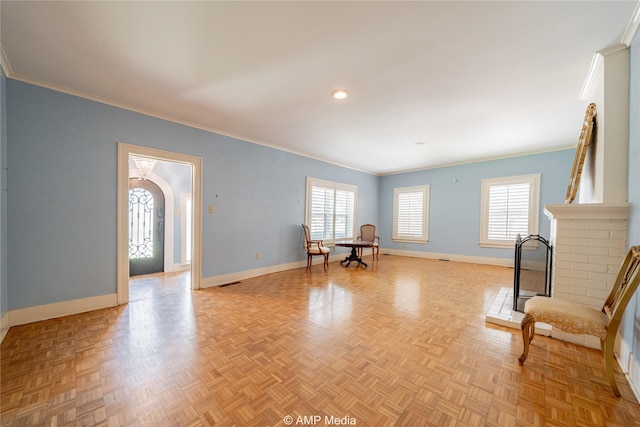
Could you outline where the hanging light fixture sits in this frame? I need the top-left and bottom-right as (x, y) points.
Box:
(131, 155), (157, 180)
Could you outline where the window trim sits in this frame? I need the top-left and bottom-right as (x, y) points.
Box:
(479, 173), (540, 249)
(305, 177), (358, 244)
(392, 184), (430, 243)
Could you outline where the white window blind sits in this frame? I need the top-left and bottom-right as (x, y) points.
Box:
(480, 174), (539, 248)
(393, 185), (430, 242)
(306, 178), (357, 242)
(487, 183), (530, 240)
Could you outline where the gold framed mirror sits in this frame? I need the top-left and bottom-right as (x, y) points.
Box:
(565, 103), (596, 203)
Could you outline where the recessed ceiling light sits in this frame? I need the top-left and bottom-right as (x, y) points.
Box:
(332, 89), (349, 100)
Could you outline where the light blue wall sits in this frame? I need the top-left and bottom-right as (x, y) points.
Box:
(6, 79), (379, 310)
(199, 136), (379, 275)
(379, 150), (575, 260)
(1, 68), (7, 319)
(3, 76), (576, 313)
(621, 28), (640, 369)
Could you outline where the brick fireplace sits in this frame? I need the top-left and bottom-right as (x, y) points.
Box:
(543, 202), (629, 348)
(485, 203), (630, 349)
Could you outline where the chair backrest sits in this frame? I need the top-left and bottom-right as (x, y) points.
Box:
(360, 224), (376, 242)
(302, 224), (311, 247)
(603, 246), (640, 325)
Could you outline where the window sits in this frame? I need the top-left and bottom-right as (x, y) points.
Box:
(129, 188), (155, 259)
(305, 177), (357, 243)
(393, 185), (430, 242)
(480, 174), (540, 248)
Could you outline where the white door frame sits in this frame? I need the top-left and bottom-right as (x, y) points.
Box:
(117, 142), (203, 304)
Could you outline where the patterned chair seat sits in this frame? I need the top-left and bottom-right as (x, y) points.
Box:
(524, 297), (608, 340)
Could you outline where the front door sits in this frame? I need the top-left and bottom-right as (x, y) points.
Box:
(129, 178), (165, 276)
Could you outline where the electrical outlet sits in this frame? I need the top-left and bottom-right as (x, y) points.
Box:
(256, 252), (261, 259)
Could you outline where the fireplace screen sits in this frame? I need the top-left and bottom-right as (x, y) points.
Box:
(513, 234), (552, 312)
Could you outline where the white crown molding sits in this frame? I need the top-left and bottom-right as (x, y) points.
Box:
(579, 43), (630, 101)
(381, 145), (576, 177)
(579, 0), (638, 101)
(3, 62), (577, 178)
(579, 53), (602, 101)
(597, 43), (628, 57)
(621, 1), (640, 47)
(5, 72), (375, 175)
(0, 44), (12, 76)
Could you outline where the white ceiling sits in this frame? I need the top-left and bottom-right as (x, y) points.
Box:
(1, 1), (638, 175)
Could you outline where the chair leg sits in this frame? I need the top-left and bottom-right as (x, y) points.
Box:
(602, 335), (621, 397)
(307, 255), (311, 269)
(323, 254), (328, 271)
(519, 312), (536, 365)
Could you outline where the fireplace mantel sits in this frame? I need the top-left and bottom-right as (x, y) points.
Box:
(545, 202), (629, 221)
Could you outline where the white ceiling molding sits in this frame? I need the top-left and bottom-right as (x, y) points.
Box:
(2, 2), (637, 174)
(580, 42), (628, 101)
(0, 44), (12, 77)
(579, 53), (603, 101)
(4, 63), (372, 176)
(579, 0), (638, 102)
(621, 1), (640, 47)
(598, 43), (629, 56)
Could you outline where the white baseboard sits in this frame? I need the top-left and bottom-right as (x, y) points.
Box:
(7, 293), (118, 328)
(173, 263), (191, 272)
(618, 336), (640, 402)
(201, 261), (303, 288)
(382, 248), (514, 267)
(551, 329), (601, 350)
(201, 250), (511, 289)
(201, 254), (351, 288)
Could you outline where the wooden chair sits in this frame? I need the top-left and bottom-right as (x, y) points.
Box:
(519, 245), (640, 397)
(357, 224), (380, 260)
(301, 224), (329, 271)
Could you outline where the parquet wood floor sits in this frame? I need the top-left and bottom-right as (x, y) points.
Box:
(2, 256), (640, 426)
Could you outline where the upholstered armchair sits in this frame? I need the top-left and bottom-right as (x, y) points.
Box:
(357, 224), (380, 260)
(301, 224), (330, 270)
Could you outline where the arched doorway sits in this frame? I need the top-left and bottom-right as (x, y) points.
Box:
(128, 178), (165, 276)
